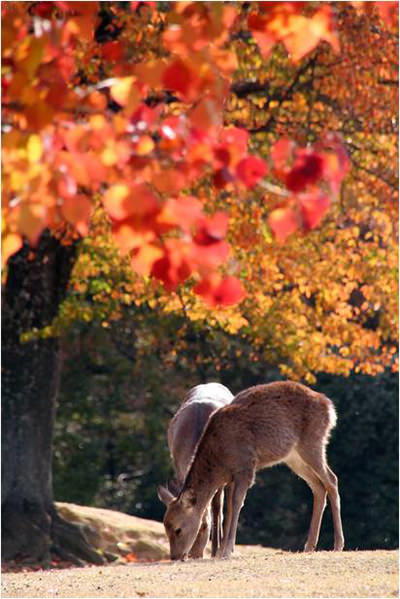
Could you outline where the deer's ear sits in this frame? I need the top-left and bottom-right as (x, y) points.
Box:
(181, 488), (197, 509)
(157, 484), (175, 506)
(167, 478), (182, 496)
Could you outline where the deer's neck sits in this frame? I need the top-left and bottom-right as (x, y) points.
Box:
(182, 440), (227, 513)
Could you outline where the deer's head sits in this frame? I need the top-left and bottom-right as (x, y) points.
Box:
(158, 485), (204, 560)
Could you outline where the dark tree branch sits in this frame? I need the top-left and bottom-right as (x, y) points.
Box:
(231, 80), (271, 99)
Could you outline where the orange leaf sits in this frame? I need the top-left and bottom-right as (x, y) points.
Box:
(375, 1), (399, 28)
(112, 221), (155, 256)
(248, 5), (339, 62)
(150, 166), (187, 194)
(210, 48), (238, 77)
(103, 185), (130, 220)
(130, 243), (164, 276)
(103, 184), (159, 222)
(2, 233), (23, 267)
(60, 194), (92, 237)
(110, 77), (140, 113)
(14, 202), (47, 245)
(26, 134), (43, 163)
(56, 152), (90, 187)
(310, 5), (340, 53)
(135, 135), (155, 156)
(284, 7), (340, 61)
(87, 90), (107, 110)
(189, 97), (222, 133)
(134, 60), (166, 89)
(268, 207), (299, 243)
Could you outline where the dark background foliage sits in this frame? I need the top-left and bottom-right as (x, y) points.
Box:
(54, 314), (398, 551)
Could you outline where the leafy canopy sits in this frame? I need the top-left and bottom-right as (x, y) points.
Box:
(2, 1), (398, 380)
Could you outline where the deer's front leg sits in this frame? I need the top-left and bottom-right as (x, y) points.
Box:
(189, 508), (210, 559)
(218, 475), (251, 559)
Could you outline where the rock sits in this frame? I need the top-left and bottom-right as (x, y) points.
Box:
(55, 502), (169, 562)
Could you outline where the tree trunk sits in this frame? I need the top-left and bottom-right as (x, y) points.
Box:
(2, 231), (103, 565)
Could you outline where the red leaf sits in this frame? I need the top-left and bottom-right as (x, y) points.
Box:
(285, 151), (325, 192)
(214, 147), (231, 169)
(268, 207), (299, 243)
(194, 212), (229, 246)
(162, 59), (193, 100)
(300, 192), (330, 231)
(194, 275), (245, 307)
(247, 13), (276, 58)
(156, 196), (204, 233)
(159, 116), (187, 145)
(57, 175), (77, 199)
(375, 1), (399, 28)
(131, 103), (162, 130)
(131, 1), (155, 13)
(271, 138), (294, 174)
(219, 127), (249, 156)
(151, 240), (192, 290)
(31, 2), (55, 18)
(101, 41), (124, 62)
(213, 167), (234, 189)
(236, 155), (267, 188)
(191, 240), (230, 269)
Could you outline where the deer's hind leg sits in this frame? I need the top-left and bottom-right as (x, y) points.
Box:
(296, 444), (344, 551)
(285, 451), (327, 552)
(211, 488), (223, 557)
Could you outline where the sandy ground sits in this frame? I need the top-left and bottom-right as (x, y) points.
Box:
(2, 546), (398, 598)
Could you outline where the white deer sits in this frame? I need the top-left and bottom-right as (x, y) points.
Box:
(158, 382), (234, 558)
(162, 381), (344, 560)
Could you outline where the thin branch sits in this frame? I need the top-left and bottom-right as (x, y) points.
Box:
(347, 156), (398, 192)
(247, 54), (319, 135)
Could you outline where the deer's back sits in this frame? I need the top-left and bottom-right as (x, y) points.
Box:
(201, 381), (335, 472)
(168, 383), (234, 481)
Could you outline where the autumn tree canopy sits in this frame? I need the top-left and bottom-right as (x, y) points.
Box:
(2, 0), (398, 567)
(2, 1), (398, 379)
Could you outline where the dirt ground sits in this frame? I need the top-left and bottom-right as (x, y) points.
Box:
(2, 546), (398, 598)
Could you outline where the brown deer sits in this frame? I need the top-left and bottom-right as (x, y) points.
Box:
(162, 381), (344, 560)
(158, 383), (234, 558)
